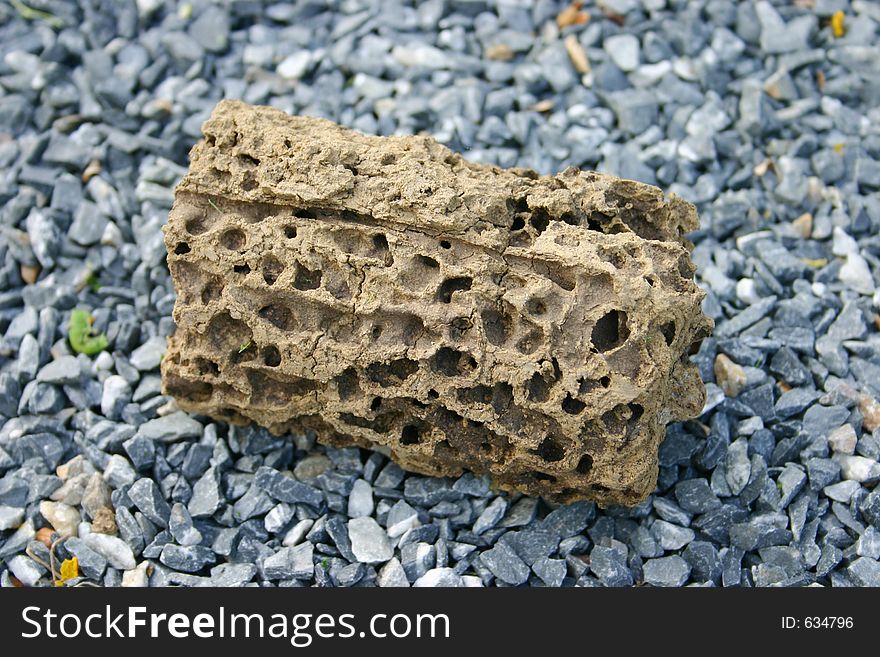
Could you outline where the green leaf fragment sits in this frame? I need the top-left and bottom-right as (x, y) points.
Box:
(68, 309), (109, 355)
(238, 341), (251, 353)
(10, 0), (64, 27)
(86, 272), (101, 292)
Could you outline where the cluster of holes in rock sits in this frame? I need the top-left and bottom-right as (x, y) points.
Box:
(175, 197), (677, 492)
(506, 196), (630, 247)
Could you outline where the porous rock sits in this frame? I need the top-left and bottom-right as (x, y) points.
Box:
(161, 100), (712, 507)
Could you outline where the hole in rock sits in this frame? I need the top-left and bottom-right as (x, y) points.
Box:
(241, 173), (257, 191)
(185, 218), (207, 235)
(164, 376), (212, 403)
(592, 310), (629, 353)
(516, 328), (543, 355)
(201, 281), (223, 304)
(427, 389), (439, 399)
(562, 394), (586, 415)
(431, 347), (475, 377)
(449, 316), (472, 340)
(194, 358), (219, 376)
(233, 264), (251, 275)
(529, 471), (556, 483)
(576, 454), (593, 475)
(546, 267), (575, 291)
(372, 234), (389, 253)
(335, 369), (360, 401)
(416, 255), (439, 269)
(366, 358), (419, 387)
(481, 308), (511, 345)
(174, 242), (191, 255)
(370, 397), (382, 411)
(262, 256), (284, 286)
(293, 264), (322, 290)
(530, 209), (549, 233)
(262, 346), (281, 367)
(295, 208), (316, 219)
(284, 225), (297, 239)
(526, 298), (546, 316)
(248, 371), (315, 407)
(238, 153), (260, 167)
(527, 372), (550, 402)
(511, 216), (525, 231)
(439, 240), (451, 249)
(401, 425), (421, 445)
(220, 229), (246, 250)
(625, 403), (644, 442)
(660, 321), (676, 346)
(437, 277), (472, 303)
(207, 312), (250, 350)
(534, 437), (565, 462)
(258, 304), (294, 330)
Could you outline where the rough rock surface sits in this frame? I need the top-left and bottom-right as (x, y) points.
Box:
(161, 100), (712, 507)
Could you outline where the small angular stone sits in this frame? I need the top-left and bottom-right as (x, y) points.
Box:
(83, 533), (136, 570)
(263, 543), (314, 580)
(480, 542), (530, 585)
(642, 555), (691, 587)
(128, 478), (172, 528)
(413, 567), (463, 587)
(348, 517), (393, 564)
(377, 557), (410, 587)
(159, 544), (216, 573)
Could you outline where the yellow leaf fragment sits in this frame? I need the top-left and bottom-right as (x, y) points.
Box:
(802, 258), (828, 268)
(564, 35), (590, 74)
(831, 11), (845, 38)
(557, 2), (590, 29)
(56, 557), (79, 586)
(485, 44), (513, 61)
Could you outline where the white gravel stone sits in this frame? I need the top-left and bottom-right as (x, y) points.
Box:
(282, 518), (314, 547)
(347, 479), (374, 518)
(39, 500), (80, 538)
(277, 51), (313, 79)
(8, 555), (45, 586)
(122, 562), (150, 587)
(83, 532), (137, 570)
(0, 505), (24, 531)
(414, 567), (463, 587)
(834, 454), (880, 483)
(348, 517), (393, 564)
(604, 34), (640, 72)
(377, 557), (410, 587)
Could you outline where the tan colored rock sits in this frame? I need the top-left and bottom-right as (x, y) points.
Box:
(90, 507), (118, 536)
(714, 353), (746, 398)
(39, 501), (79, 538)
(859, 394), (880, 432)
(161, 100), (713, 507)
(828, 424), (856, 455)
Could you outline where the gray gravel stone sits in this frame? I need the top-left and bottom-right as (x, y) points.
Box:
(128, 478), (172, 528)
(159, 544), (216, 573)
(642, 556), (692, 587)
(263, 543), (314, 580)
(480, 542), (530, 585)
